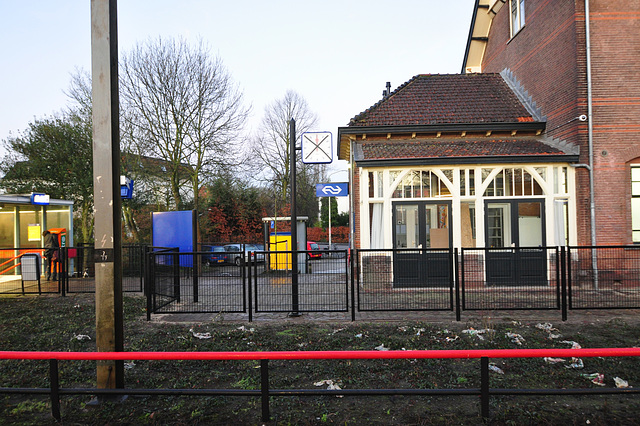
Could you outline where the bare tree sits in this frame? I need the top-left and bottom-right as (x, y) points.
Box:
(250, 90), (324, 216)
(120, 37), (249, 211)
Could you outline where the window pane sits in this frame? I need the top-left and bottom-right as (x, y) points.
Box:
(504, 168), (514, 196)
(411, 171), (421, 198)
(0, 208), (15, 247)
(368, 172), (374, 198)
(422, 171), (431, 198)
(632, 198), (640, 230)
(632, 167), (640, 182)
(461, 202), (476, 247)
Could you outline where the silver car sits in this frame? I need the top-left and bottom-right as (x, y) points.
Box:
(223, 244), (265, 266)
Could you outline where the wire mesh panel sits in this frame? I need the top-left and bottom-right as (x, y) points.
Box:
(254, 250), (349, 313)
(122, 245), (144, 292)
(460, 247), (560, 310)
(149, 251), (246, 314)
(569, 246), (640, 309)
(356, 249), (454, 311)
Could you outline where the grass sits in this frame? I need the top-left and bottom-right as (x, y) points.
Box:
(1, 293), (640, 424)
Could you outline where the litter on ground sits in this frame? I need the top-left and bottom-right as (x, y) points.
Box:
(505, 332), (525, 345)
(72, 334), (91, 341)
(544, 357), (566, 364)
(582, 373), (605, 386)
(462, 328), (493, 340)
(614, 377), (631, 388)
(489, 364), (505, 374)
(190, 329), (212, 339)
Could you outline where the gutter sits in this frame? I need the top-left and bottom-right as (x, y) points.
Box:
(585, 0), (599, 289)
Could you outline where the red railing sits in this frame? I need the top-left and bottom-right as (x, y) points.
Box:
(3, 347), (640, 360)
(2, 348), (640, 422)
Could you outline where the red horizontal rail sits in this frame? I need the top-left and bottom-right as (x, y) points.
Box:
(2, 347), (640, 361)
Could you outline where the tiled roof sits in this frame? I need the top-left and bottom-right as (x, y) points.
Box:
(357, 137), (570, 162)
(349, 74), (536, 127)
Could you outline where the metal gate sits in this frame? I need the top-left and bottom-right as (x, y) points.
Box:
(146, 249), (247, 318)
(253, 250), (350, 314)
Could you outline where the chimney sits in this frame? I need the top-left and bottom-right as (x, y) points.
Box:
(382, 82), (391, 98)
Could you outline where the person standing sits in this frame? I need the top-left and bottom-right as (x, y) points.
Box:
(43, 230), (59, 281)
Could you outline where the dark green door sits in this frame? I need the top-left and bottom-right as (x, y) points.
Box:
(485, 200), (547, 286)
(393, 201), (452, 288)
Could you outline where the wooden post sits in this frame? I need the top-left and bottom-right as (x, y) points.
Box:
(91, 0), (124, 390)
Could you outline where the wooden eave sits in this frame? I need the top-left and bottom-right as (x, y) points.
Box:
(462, 0), (504, 74)
(337, 120), (545, 161)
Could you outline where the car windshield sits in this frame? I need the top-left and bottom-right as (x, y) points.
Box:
(310, 243), (318, 250)
(213, 247), (225, 252)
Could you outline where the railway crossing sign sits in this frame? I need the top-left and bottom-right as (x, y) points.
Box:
(301, 131), (332, 164)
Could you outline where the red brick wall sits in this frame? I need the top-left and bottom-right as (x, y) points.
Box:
(481, 0), (640, 245)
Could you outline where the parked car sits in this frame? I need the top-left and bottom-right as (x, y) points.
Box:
(223, 244), (265, 266)
(202, 245), (228, 266)
(307, 241), (322, 259)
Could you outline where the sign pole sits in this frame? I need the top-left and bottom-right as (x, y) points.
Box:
(91, 0), (124, 392)
(289, 119), (300, 316)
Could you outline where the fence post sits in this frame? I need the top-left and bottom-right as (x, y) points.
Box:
(192, 251), (199, 304)
(173, 250), (180, 303)
(454, 248), (461, 322)
(49, 358), (61, 421)
(248, 258), (253, 322)
(60, 248), (66, 297)
(561, 246), (568, 321)
(146, 251), (152, 321)
(351, 249), (356, 322)
(260, 359), (270, 422)
(481, 356), (490, 419)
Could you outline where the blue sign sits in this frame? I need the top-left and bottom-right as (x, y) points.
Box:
(316, 182), (349, 197)
(31, 193), (50, 205)
(121, 180), (134, 199)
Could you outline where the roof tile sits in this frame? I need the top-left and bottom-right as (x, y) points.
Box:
(349, 74), (535, 127)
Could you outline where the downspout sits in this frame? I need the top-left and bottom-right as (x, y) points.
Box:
(585, 0), (598, 289)
(349, 138), (355, 253)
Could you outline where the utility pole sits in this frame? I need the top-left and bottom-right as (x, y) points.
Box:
(91, 0), (124, 391)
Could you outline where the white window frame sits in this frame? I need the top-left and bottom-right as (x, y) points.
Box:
(510, 0), (525, 37)
(631, 166), (640, 243)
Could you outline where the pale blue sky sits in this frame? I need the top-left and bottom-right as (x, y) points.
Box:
(0, 1), (475, 170)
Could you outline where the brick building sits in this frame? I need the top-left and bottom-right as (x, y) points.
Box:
(463, 0), (640, 245)
(336, 0), (638, 287)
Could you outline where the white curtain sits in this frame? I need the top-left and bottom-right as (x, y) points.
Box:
(370, 203), (384, 249)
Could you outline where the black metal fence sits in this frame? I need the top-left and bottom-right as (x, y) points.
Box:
(145, 249), (247, 319)
(64, 245), (145, 294)
(144, 245), (640, 321)
(5, 243), (640, 320)
(253, 249), (349, 314)
(0, 245), (145, 296)
(356, 249), (454, 312)
(460, 247), (563, 311)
